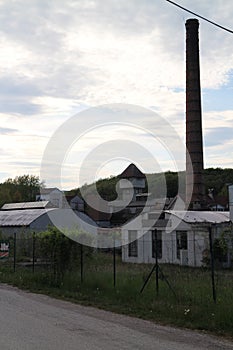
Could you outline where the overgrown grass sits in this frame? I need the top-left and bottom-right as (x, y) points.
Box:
(0, 252), (233, 338)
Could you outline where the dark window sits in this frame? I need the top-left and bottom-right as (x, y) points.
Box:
(152, 230), (162, 259)
(128, 230), (138, 257)
(176, 231), (187, 259)
(159, 212), (165, 220)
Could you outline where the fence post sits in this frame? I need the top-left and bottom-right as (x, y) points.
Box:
(32, 232), (36, 273)
(13, 232), (16, 272)
(208, 225), (216, 304)
(155, 230), (159, 295)
(80, 244), (83, 283)
(113, 240), (116, 288)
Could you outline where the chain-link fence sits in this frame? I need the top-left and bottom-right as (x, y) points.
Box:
(0, 230), (232, 304)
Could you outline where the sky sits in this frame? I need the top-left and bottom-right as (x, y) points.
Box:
(0, 0), (233, 190)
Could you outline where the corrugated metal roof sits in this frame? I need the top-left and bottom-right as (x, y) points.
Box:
(166, 210), (230, 224)
(1, 201), (51, 210)
(0, 208), (56, 226)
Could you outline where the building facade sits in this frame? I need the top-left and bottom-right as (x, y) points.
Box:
(122, 211), (230, 267)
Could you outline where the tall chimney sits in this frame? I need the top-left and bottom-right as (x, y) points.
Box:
(186, 19), (205, 210)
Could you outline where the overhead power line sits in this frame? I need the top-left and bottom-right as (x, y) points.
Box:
(165, 0), (233, 34)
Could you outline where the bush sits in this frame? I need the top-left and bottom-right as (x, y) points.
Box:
(37, 227), (77, 281)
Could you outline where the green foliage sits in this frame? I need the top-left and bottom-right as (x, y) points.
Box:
(165, 171), (179, 197)
(204, 168), (233, 196)
(0, 174), (44, 206)
(77, 168), (233, 200)
(96, 176), (119, 200)
(213, 227), (233, 264)
(1, 168), (232, 208)
(213, 238), (228, 263)
(37, 227), (76, 281)
(78, 176), (119, 201)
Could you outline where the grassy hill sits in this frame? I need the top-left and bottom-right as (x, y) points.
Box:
(67, 168), (233, 200)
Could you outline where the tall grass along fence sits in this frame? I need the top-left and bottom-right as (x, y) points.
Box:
(0, 228), (232, 299)
(0, 228), (233, 336)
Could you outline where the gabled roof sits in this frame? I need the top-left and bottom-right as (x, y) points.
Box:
(206, 195), (228, 208)
(1, 201), (52, 210)
(119, 163), (146, 179)
(66, 194), (84, 204)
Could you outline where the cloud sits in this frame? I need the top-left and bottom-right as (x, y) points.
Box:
(0, 98), (42, 115)
(0, 0), (232, 107)
(0, 75), (41, 97)
(204, 127), (233, 147)
(0, 0), (232, 186)
(0, 127), (18, 134)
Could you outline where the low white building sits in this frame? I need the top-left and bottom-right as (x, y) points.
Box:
(122, 211), (231, 267)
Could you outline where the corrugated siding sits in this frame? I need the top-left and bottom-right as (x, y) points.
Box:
(166, 210), (230, 224)
(0, 208), (56, 226)
(1, 201), (51, 210)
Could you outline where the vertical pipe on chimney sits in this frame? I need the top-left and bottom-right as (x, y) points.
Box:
(186, 19), (205, 210)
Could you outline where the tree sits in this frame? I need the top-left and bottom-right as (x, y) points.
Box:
(0, 174), (44, 206)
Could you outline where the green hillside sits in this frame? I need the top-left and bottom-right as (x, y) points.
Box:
(72, 168), (233, 200)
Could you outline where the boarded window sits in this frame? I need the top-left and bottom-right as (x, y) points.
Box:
(152, 230), (162, 259)
(128, 230), (138, 257)
(176, 231), (187, 259)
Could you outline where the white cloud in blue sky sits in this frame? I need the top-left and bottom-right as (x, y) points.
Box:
(0, 0), (233, 188)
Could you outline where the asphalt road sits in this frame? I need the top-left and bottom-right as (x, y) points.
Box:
(0, 284), (232, 350)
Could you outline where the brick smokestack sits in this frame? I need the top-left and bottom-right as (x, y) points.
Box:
(186, 19), (205, 210)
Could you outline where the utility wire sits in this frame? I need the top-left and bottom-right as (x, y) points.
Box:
(165, 0), (233, 34)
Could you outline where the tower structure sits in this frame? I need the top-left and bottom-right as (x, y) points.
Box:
(118, 163), (146, 202)
(185, 19), (205, 210)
